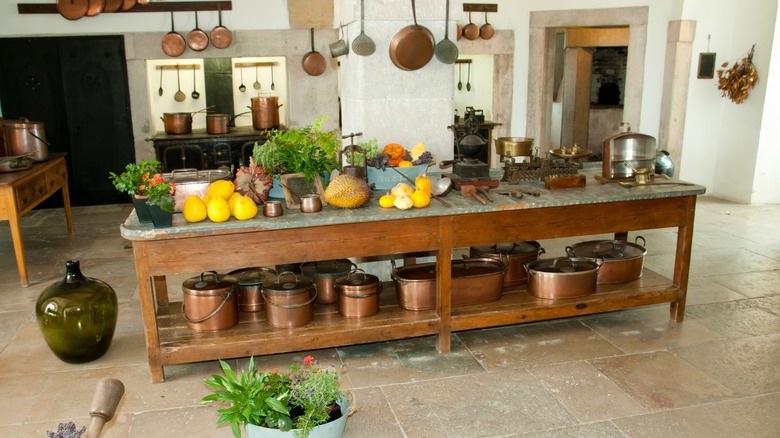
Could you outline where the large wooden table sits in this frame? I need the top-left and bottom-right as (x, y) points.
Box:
(0, 153), (72, 286)
(121, 170), (705, 382)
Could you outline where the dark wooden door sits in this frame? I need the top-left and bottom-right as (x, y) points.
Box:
(0, 35), (134, 206)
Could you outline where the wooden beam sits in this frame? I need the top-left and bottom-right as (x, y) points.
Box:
(18, 1), (232, 15)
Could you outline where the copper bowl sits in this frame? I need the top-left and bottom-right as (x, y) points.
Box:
(495, 137), (535, 156)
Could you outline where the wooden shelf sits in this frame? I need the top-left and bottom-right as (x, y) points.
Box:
(18, 1), (232, 15)
(463, 3), (497, 13)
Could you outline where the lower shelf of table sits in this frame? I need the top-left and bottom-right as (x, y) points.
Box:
(153, 269), (678, 366)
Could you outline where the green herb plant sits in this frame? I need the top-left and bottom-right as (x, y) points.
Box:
(202, 356), (344, 438)
(139, 173), (176, 213)
(108, 160), (162, 197)
(253, 117), (341, 183)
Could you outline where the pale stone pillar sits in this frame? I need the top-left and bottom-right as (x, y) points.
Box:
(561, 47), (594, 149)
(658, 20), (696, 177)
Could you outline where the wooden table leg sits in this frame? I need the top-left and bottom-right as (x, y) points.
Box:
(7, 205), (28, 287)
(670, 198), (696, 322)
(436, 217), (452, 353)
(61, 183), (73, 234)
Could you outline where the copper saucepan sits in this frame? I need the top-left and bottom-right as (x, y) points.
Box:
(162, 12), (186, 57)
(187, 11), (209, 52)
(210, 5), (232, 49)
(302, 28), (327, 76)
(206, 111), (250, 135)
(389, 0), (435, 71)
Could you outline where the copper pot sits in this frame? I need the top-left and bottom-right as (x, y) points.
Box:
(302, 27), (326, 76)
(206, 111), (250, 134)
(161, 112), (192, 135)
(389, 0), (435, 71)
(470, 241), (545, 288)
(181, 271), (239, 331)
(3, 118), (50, 162)
(335, 269), (381, 318)
(262, 272), (317, 328)
(566, 236), (646, 284)
(391, 258), (507, 311)
(300, 259), (355, 304)
(525, 257), (600, 300)
(249, 97), (281, 130)
(227, 267), (278, 312)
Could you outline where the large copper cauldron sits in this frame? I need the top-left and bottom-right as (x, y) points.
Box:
(249, 96), (282, 130)
(3, 118), (50, 162)
(181, 272), (238, 331)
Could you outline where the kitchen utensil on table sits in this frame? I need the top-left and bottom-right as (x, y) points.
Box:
(302, 28), (327, 76)
(389, 0), (435, 71)
(253, 66), (261, 89)
(432, 177), (453, 196)
(618, 181), (695, 188)
(476, 186), (493, 202)
(174, 64), (186, 102)
(480, 10), (495, 39)
(466, 62), (472, 91)
(210, 5), (232, 49)
(187, 11), (209, 52)
(492, 188), (523, 198)
(270, 65), (276, 90)
(594, 174), (670, 184)
(157, 66), (164, 96)
(494, 137), (535, 157)
(238, 67), (246, 92)
(329, 23), (349, 58)
(460, 184), (486, 204)
(86, 0), (104, 17)
(57, 0), (88, 20)
(161, 12), (186, 57)
(191, 67), (199, 99)
(462, 11), (479, 40)
(352, 0), (376, 56)
(263, 201), (283, 217)
(3, 118), (50, 162)
(457, 63), (463, 90)
(300, 194), (323, 213)
(434, 0), (459, 64)
(389, 166), (451, 207)
(624, 160), (652, 184)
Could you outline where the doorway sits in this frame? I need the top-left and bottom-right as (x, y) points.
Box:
(0, 35), (134, 206)
(526, 7), (648, 157)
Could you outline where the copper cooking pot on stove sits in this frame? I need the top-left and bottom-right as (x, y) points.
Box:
(161, 107), (211, 135)
(249, 97), (282, 130)
(206, 111), (250, 135)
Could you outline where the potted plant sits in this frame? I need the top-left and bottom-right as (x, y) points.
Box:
(253, 117), (341, 195)
(108, 160), (163, 223)
(139, 173), (175, 228)
(202, 355), (350, 438)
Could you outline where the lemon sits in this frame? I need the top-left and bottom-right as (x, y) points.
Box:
(207, 196), (231, 223)
(201, 194), (212, 206)
(182, 195), (208, 223)
(207, 180), (235, 200)
(232, 195), (258, 220)
(228, 192), (242, 215)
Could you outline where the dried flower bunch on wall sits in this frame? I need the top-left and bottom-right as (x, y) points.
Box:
(717, 44), (758, 104)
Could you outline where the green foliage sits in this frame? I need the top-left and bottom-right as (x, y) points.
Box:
(108, 160), (162, 197)
(347, 138), (379, 166)
(253, 117), (341, 182)
(202, 356), (344, 438)
(140, 173), (175, 213)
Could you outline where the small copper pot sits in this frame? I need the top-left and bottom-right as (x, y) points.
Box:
(162, 112), (192, 135)
(227, 267), (278, 312)
(335, 269), (381, 318)
(262, 272), (317, 328)
(181, 271), (238, 331)
(300, 259), (356, 304)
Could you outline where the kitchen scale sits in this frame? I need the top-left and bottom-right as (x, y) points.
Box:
(448, 117), (499, 189)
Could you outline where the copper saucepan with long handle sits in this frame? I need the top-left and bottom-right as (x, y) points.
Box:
(389, 0), (435, 71)
(187, 11), (209, 52)
(161, 11), (186, 57)
(302, 28), (327, 76)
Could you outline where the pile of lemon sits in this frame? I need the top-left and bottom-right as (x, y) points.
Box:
(182, 180), (258, 223)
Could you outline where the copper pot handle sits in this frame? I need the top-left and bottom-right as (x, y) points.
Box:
(261, 287), (318, 308)
(181, 289), (234, 324)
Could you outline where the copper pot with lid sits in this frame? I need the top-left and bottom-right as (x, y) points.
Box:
(300, 259), (356, 304)
(525, 257), (601, 300)
(181, 271), (239, 331)
(227, 267), (278, 312)
(335, 269), (381, 318)
(470, 241), (545, 288)
(262, 272), (317, 328)
(566, 236), (646, 284)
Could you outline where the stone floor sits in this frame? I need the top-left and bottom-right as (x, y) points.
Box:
(0, 196), (778, 437)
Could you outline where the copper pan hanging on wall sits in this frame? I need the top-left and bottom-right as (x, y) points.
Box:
(389, 0), (435, 71)
(187, 11), (209, 52)
(302, 28), (327, 76)
(210, 5), (233, 49)
(162, 11), (186, 57)
(57, 0), (89, 20)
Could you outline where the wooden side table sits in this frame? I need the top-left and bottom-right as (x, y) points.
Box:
(0, 153), (73, 286)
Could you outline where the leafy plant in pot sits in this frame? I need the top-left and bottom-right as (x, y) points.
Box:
(108, 160), (163, 223)
(139, 173), (176, 227)
(253, 117), (341, 193)
(202, 355), (350, 438)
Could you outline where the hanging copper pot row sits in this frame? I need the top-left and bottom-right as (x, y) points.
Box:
(56, 0), (149, 20)
(162, 8), (232, 57)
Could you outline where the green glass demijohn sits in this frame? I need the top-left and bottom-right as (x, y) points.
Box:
(35, 260), (118, 364)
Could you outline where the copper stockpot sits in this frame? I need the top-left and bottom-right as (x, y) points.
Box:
(391, 258), (507, 311)
(162, 112), (192, 135)
(300, 259), (356, 304)
(249, 97), (281, 130)
(262, 272), (317, 328)
(335, 269), (381, 318)
(566, 236), (646, 284)
(227, 267), (278, 312)
(525, 257), (600, 300)
(206, 111), (250, 134)
(470, 241), (545, 288)
(3, 118), (50, 162)
(181, 272), (238, 331)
